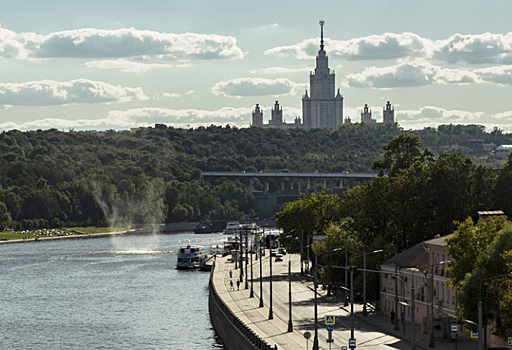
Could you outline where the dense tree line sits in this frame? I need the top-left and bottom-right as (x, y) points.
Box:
(277, 133), (512, 309)
(1, 122), (512, 230)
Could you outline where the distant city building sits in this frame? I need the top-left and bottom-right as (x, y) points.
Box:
(250, 21), (395, 130)
(360, 101), (395, 125)
(383, 101), (395, 123)
(302, 20), (344, 129)
(251, 101), (302, 129)
(360, 104), (376, 125)
(495, 145), (512, 159)
(251, 104), (264, 127)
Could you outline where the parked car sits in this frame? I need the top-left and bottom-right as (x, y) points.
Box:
(278, 247), (286, 255)
(275, 253), (283, 262)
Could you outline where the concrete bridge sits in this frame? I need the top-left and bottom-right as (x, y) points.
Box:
(202, 171), (379, 217)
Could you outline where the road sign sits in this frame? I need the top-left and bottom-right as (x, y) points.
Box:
(508, 337), (512, 346)
(506, 329), (512, 337)
(471, 331), (479, 339)
(325, 315), (335, 325)
(326, 324), (334, 332)
(303, 331), (311, 339)
(349, 338), (356, 349)
(326, 338), (334, 343)
(451, 323), (458, 334)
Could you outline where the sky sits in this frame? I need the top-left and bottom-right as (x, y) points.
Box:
(1, 0), (512, 132)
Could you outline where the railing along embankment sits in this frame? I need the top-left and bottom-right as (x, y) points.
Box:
(208, 260), (277, 350)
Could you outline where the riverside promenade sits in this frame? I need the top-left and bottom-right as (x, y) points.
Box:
(211, 251), (478, 350)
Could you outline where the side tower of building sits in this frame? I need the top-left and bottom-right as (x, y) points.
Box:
(269, 101), (283, 124)
(361, 104), (376, 125)
(302, 20), (343, 129)
(383, 101), (395, 123)
(251, 104), (264, 127)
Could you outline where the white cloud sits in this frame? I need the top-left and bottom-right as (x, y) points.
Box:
(434, 32), (512, 64)
(258, 23), (279, 30)
(265, 32), (431, 61)
(346, 61), (479, 88)
(0, 27), (245, 61)
(85, 59), (174, 73)
(212, 77), (305, 98)
(266, 31), (512, 66)
(185, 90), (196, 95)
(162, 92), (181, 98)
(474, 65), (512, 85)
(0, 79), (148, 106)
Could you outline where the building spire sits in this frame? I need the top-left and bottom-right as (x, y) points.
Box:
(319, 19), (325, 51)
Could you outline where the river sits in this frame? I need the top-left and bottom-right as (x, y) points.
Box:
(1, 232), (227, 349)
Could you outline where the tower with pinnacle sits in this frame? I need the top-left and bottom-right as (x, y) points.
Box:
(302, 20), (343, 129)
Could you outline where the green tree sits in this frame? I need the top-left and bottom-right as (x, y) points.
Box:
(372, 133), (434, 176)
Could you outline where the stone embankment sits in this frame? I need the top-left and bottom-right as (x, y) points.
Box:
(209, 259), (277, 350)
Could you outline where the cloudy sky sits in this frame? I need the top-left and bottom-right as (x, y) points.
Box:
(2, 0), (512, 132)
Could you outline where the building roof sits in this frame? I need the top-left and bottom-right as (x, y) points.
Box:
(496, 145), (512, 150)
(380, 241), (429, 270)
(380, 234), (453, 270)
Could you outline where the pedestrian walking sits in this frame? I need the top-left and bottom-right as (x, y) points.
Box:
(390, 310), (395, 324)
(236, 279), (240, 290)
(230, 270), (232, 278)
(230, 280), (234, 291)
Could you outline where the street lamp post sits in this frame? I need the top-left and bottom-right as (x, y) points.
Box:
(245, 227), (249, 290)
(286, 235), (304, 274)
(259, 244), (263, 308)
(354, 249), (383, 317)
(269, 245), (273, 320)
(412, 285), (416, 350)
(428, 260), (450, 348)
(239, 228), (243, 283)
(313, 252), (319, 350)
(344, 247), (349, 307)
(312, 247), (342, 350)
(350, 265), (356, 338)
(250, 238), (254, 298)
(287, 258), (293, 332)
(394, 253), (400, 332)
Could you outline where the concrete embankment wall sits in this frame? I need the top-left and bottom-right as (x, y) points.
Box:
(208, 262), (275, 350)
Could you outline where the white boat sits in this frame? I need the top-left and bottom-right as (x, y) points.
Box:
(223, 222), (240, 235)
(176, 244), (205, 269)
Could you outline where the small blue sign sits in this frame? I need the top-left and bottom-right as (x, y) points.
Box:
(325, 315), (335, 325)
(326, 324), (334, 332)
(349, 338), (356, 349)
(451, 324), (458, 334)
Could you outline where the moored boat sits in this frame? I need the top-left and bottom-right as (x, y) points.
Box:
(176, 244), (205, 269)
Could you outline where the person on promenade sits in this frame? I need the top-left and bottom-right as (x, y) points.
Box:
(236, 279), (240, 290)
(230, 270), (232, 278)
(230, 280), (234, 291)
(390, 310), (395, 324)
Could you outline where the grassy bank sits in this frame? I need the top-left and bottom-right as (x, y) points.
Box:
(0, 226), (133, 241)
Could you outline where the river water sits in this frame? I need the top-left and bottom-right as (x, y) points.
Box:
(1, 232), (227, 349)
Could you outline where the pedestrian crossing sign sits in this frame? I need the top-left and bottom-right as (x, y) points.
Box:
(325, 315), (335, 325)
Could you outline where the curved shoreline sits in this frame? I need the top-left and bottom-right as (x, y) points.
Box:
(0, 222), (197, 245)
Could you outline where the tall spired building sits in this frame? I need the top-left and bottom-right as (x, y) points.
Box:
(302, 20), (343, 129)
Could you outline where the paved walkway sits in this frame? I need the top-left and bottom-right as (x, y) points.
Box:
(212, 252), (478, 350)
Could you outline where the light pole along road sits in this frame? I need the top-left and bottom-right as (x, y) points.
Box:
(250, 253), (415, 350)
